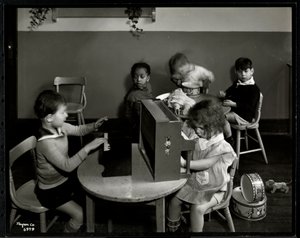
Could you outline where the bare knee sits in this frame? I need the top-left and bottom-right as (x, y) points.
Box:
(191, 204), (206, 215)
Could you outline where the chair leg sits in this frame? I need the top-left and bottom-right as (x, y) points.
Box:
(235, 130), (241, 169)
(80, 112), (85, 125)
(40, 212), (47, 233)
(255, 128), (268, 164)
(10, 207), (17, 230)
(244, 129), (249, 150)
(223, 207), (235, 232)
(77, 113), (83, 145)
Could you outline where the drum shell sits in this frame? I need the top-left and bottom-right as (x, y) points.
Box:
(241, 173), (265, 202)
(232, 186), (267, 221)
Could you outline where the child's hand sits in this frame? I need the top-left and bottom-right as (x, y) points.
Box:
(85, 137), (107, 153)
(180, 156), (187, 168)
(94, 116), (108, 130)
(219, 91), (226, 98)
(223, 99), (236, 108)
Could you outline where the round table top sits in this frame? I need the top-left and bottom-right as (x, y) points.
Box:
(77, 150), (187, 203)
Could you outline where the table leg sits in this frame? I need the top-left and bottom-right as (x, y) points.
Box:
(86, 194), (95, 232)
(155, 197), (165, 232)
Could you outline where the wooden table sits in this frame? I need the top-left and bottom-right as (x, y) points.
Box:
(77, 143), (187, 233)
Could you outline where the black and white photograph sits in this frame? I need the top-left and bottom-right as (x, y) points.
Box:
(0, 1), (297, 237)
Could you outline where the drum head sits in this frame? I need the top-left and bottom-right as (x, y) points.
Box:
(241, 173), (265, 203)
(241, 174), (254, 202)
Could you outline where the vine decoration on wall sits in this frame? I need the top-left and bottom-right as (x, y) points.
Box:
(28, 8), (51, 30)
(124, 7), (144, 39)
(28, 7), (145, 38)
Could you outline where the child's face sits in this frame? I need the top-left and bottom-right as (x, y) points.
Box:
(178, 63), (195, 79)
(47, 104), (68, 128)
(236, 67), (254, 82)
(133, 67), (150, 89)
(192, 122), (207, 139)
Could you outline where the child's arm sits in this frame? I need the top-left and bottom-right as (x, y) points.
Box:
(62, 116), (108, 136)
(39, 137), (107, 172)
(181, 155), (219, 171)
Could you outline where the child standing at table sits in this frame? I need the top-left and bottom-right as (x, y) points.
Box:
(219, 57), (261, 141)
(168, 53), (215, 93)
(167, 100), (236, 232)
(34, 90), (108, 233)
(124, 62), (153, 141)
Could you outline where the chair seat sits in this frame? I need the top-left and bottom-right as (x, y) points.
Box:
(231, 122), (259, 130)
(66, 102), (85, 113)
(15, 180), (48, 213)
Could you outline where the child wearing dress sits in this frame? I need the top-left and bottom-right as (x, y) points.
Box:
(219, 57), (261, 141)
(34, 90), (108, 233)
(168, 53), (215, 93)
(124, 62), (153, 141)
(167, 100), (236, 232)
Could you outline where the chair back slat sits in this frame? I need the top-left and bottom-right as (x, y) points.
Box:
(54, 77), (87, 107)
(254, 93), (263, 123)
(54, 76), (86, 86)
(9, 136), (37, 210)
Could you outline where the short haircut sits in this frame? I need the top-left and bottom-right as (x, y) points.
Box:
(188, 99), (225, 139)
(235, 57), (253, 71)
(34, 90), (66, 119)
(130, 62), (151, 78)
(169, 53), (189, 75)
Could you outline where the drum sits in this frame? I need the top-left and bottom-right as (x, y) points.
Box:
(181, 82), (202, 97)
(232, 186), (267, 221)
(241, 173), (265, 203)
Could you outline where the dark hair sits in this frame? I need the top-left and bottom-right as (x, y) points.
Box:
(34, 90), (66, 119)
(130, 62), (151, 78)
(235, 57), (253, 71)
(169, 53), (189, 75)
(188, 100), (225, 139)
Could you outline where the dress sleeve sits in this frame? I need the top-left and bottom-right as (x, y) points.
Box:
(39, 140), (88, 172)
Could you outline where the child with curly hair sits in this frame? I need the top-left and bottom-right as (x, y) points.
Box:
(167, 99), (236, 232)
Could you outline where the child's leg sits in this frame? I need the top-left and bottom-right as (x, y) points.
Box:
(190, 196), (218, 232)
(56, 200), (83, 232)
(167, 197), (183, 232)
(223, 119), (232, 138)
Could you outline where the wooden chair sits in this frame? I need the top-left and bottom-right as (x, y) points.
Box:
(54, 76), (87, 125)
(9, 136), (58, 233)
(230, 93), (268, 168)
(181, 158), (238, 232)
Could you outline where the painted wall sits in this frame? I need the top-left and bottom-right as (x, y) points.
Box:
(17, 8), (292, 119)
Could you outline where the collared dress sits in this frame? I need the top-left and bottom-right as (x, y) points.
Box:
(176, 132), (236, 205)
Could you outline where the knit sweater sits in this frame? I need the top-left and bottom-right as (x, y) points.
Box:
(36, 122), (95, 189)
(124, 83), (153, 126)
(225, 81), (260, 122)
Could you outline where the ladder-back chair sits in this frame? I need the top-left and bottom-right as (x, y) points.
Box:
(230, 93), (268, 168)
(9, 136), (58, 233)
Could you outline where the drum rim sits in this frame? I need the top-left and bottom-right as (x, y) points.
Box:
(232, 186), (267, 206)
(241, 173), (265, 202)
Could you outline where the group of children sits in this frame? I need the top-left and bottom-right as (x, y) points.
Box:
(32, 54), (261, 233)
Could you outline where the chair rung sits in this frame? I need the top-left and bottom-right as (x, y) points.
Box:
(240, 148), (262, 154)
(247, 135), (258, 143)
(46, 215), (59, 231)
(215, 210), (226, 220)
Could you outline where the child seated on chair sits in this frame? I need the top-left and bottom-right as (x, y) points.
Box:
(33, 90), (108, 233)
(124, 62), (154, 141)
(167, 100), (236, 232)
(219, 57), (261, 142)
(168, 52), (215, 93)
